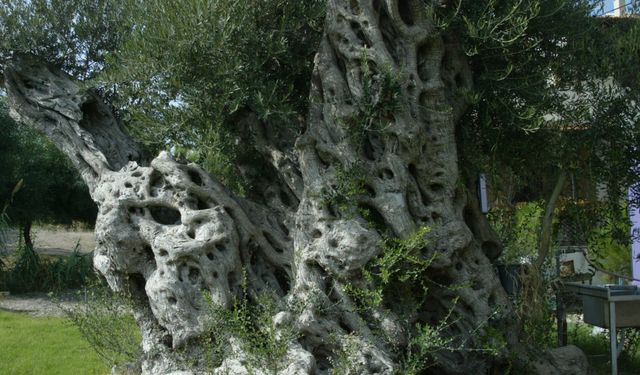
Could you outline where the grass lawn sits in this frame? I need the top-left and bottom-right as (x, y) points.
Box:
(0, 310), (109, 375)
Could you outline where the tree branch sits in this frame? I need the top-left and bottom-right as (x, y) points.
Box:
(3, 55), (145, 192)
(535, 169), (568, 269)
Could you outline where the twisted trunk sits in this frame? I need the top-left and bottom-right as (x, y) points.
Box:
(4, 1), (517, 374)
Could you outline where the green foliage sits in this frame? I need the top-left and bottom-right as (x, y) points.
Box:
(489, 202), (544, 263)
(456, 0), (640, 214)
(62, 280), (142, 367)
(398, 302), (506, 375)
(96, 0), (325, 193)
(329, 334), (369, 375)
(0, 0), (130, 79)
(0, 242), (96, 293)
(370, 227), (433, 290)
(3, 0), (637, 209)
(340, 58), (403, 147)
(0, 310), (108, 375)
(199, 279), (297, 374)
(569, 320), (640, 374)
(0, 101), (97, 230)
(550, 199), (634, 282)
(1, 0), (325, 194)
(400, 320), (458, 375)
(341, 227), (490, 374)
(344, 226), (432, 312)
(320, 162), (369, 216)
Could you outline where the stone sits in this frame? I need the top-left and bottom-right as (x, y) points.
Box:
(532, 345), (589, 375)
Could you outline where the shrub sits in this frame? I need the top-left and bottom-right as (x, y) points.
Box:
(0, 241), (96, 293)
(199, 281), (297, 374)
(62, 280), (142, 367)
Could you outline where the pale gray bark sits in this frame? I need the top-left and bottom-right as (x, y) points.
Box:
(4, 2), (520, 374)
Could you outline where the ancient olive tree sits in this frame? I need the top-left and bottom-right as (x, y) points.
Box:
(1, 0), (616, 374)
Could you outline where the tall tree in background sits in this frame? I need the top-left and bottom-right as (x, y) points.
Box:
(1, 0), (639, 374)
(0, 100), (97, 248)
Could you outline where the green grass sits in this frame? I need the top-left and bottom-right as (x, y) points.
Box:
(568, 321), (640, 375)
(0, 310), (109, 375)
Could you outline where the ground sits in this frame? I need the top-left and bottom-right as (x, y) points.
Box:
(4, 226), (95, 256)
(1, 225), (93, 316)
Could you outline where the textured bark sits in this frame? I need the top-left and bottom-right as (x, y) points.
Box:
(4, 1), (517, 374)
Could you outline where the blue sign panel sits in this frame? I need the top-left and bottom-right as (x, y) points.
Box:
(630, 186), (640, 285)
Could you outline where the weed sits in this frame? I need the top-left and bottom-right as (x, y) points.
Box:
(320, 162), (369, 217)
(199, 276), (298, 374)
(344, 226), (433, 313)
(61, 279), (142, 367)
(329, 334), (370, 375)
(340, 56), (404, 147)
(340, 226), (505, 373)
(0, 240), (96, 293)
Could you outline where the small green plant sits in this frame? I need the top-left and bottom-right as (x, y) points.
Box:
(62, 279), (142, 367)
(344, 226), (433, 313)
(488, 201), (544, 264)
(340, 57), (404, 147)
(401, 320), (457, 374)
(329, 334), (370, 375)
(200, 276), (298, 374)
(320, 162), (369, 217)
(0, 240), (96, 293)
(398, 300), (506, 375)
(341, 226), (506, 373)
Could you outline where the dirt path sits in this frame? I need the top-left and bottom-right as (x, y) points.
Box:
(3, 227), (95, 256)
(0, 227), (93, 316)
(0, 293), (80, 317)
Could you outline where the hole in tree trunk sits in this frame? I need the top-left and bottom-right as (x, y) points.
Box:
(350, 0), (361, 13)
(162, 334), (173, 348)
(398, 0), (415, 26)
(350, 21), (368, 46)
(279, 189), (293, 208)
(197, 198), (209, 210)
(188, 267), (200, 284)
(357, 202), (387, 232)
(149, 206), (181, 225)
(187, 169), (204, 186)
(274, 268), (291, 294)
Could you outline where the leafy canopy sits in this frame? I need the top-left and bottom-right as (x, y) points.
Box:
(0, 99), (96, 227)
(0, 0), (638, 203)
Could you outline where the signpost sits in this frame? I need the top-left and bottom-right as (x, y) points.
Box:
(478, 173), (488, 214)
(630, 186), (640, 286)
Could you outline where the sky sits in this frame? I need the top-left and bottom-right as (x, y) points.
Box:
(596, 0), (638, 15)
(597, 0), (615, 15)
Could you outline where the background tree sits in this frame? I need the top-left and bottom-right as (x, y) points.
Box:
(0, 99), (97, 248)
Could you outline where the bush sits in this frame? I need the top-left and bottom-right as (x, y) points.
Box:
(62, 280), (142, 367)
(569, 319), (640, 373)
(488, 201), (544, 264)
(197, 281), (297, 374)
(0, 241), (96, 293)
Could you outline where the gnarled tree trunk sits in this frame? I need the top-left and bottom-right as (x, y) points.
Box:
(4, 1), (518, 374)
